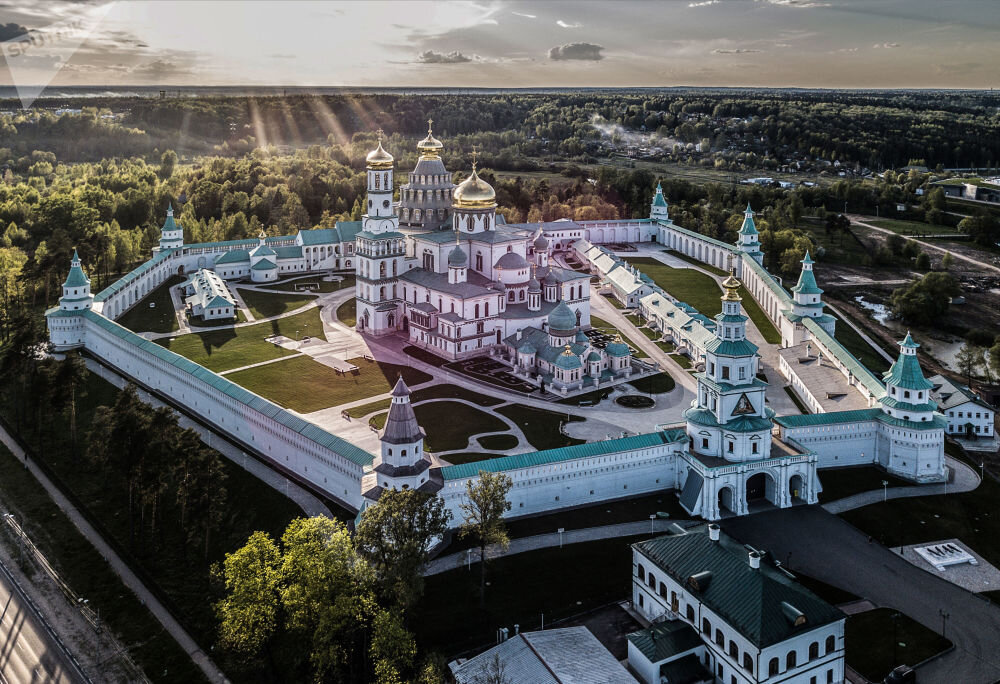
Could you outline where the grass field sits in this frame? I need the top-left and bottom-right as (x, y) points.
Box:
(158, 308), (325, 372)
(496, 404), (585, 451)
(225, 355), (432, 413)
(738, 285), (782, 344)
(270, 274), (356, 293)
(624, 257), (722, 315)
(237, 288), (316, 318)
(478, 433), (519, 450)
(345, 397), (391, 419)
(411, 383), (504, 406)
(336, 297), (356, 326)
(441, 452), (501, 465)
(115, 275), (184, 334)
(846, 608), (951, 681)
(0, 444), (207, 683)
(827, 309), (892, 374)
(369, 401), (508, 452)
(627, 373), (676, 394)
(670, 353), (693, 369)
(601, 293), (626, 309)
(663, 249), (728, 277)
(869, 218), (961, 236)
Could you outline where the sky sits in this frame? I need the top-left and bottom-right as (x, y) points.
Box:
(0, 0), (998, 91)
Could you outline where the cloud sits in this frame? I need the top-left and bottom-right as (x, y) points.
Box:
(130, 59), (194, 78)
(713, 48), (762, 54)
(757, 0), (831, 7)
(873, 42), (900, 48)
(548, 42), (604, 61)
(417, 50), (474, 64)
(556, 20), (582, 28)
(688, 0), (719, 7)
(512, 11), (536, 19)
(0, 22), (31, 42)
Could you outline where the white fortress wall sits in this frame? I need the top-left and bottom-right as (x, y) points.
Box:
(779, 422), (881, 468)
(80, 311), (371, 511)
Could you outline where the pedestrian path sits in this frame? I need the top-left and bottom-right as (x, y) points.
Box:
(822, 456), (980, 514)
(0, 425), (229, 684)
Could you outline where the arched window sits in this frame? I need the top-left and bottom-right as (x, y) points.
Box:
(702, 617), (711, 634)
(474, 304), (480, 318)
(743, 654), (753, 674)
(714, 629), (724, 647)
(520, 290), (526, 301)
(768, 658), (779, 676)
(384, 172), (389, 187)
(825, 635), (836, 654)
(809, 642), (819, 660)
(685, 605), (694, 621)
(484, 216), (490, 230)
(728, 641), (738, 658)
(637, 564), (645, 581)
(647, 573), (655, 589)
(374, 173), (380, 190)
(659, 582), (668, 599)
(467, 215), (474, 231)
(786, 650), (797, 669)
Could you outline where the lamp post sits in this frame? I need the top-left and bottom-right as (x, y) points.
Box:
(558, 527), (565, 549)
(650, 514), (656, 536)
(939, 609), (950, 639)
(882, 480), (888, 503)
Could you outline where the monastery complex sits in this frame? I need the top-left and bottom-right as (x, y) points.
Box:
(46, 129), (949, 524)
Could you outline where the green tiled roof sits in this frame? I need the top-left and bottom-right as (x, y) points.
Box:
(634, 530), (844, 648)
(554, 351), (582, 370)
(94, 248), (174, 303)
(652, 183), (668, 207)
(883, 348), (934, 391)
(791, 255), (823, 296)
(605, 340), (631, 357)
(215, 249), (250, 265)
(251, 258), (276, 271)
(63, 252), (89, 288)
(274, 245), (303, 259)
(880, 396), (937, 412)
(298, 228), (339, 245)
(775, 408), (883, 428)
(80, 309), (374, 467)
(656, 221), (736, 252)
(739, 206), (759, 236)
(627, 621), (702, 663)
(252, 244), (277, 257)
(684, 406), (775, 433)
(704, 337), (758, 357)
(439, 429), (687, 481)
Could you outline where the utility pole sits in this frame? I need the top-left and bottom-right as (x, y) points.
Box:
(939, 609), (950, 639)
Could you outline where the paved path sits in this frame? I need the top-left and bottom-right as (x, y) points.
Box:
(0, 559), (84, 684)
(849, 215), (1000, 274)
(228, 287), (257, 322)
(86, 358), (332, 518)
(822, 456), (980, 514)
(0, 426), (229, 684)
(425, 519), (677, 576)
(722, 506), (1000, 684)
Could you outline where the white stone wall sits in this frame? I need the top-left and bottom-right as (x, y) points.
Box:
(81, 315), (368, 510)
(778, 423), (879, 468)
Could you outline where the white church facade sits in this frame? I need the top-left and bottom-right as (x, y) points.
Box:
(47, 130), (947, 522)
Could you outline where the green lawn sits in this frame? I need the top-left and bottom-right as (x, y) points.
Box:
(345, 397), (391, 419)
(369, 401), (508, 452)
(270, 274), (356, 293)
(656, 340), (677, 353)
(670, 353), (693, 369)
(601, 293), (626, 309)
(738, 285), (782, 344)
(158, 308), (325, 372)
(415, 536), (646, 654)
(411, 384), (505, 406)
(827, 309), (893, 374)
(624, 257), (722, 316)
(639, 326), (659, 340)
(869, 218), (961, 236)
(225, 355), (432, 413)
(846, 608), (951, 681)
(628, 373), (676, 394)
(336, 297), (356, 326)
(663, 249), (729, 277)
(404, 345), (448, 368)
(440, 452), (502, 466)
(817, 466), (909, 502)
(115, 275), (184, 334)
(0, 444), (206, 683)
(495, 404), (585, 451)
(478, 433), (519, 450)
(236, 288), (316, 319)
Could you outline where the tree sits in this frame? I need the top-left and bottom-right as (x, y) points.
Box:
(459, 471), (513, 605)
(955, 344), (984, 387)
(158, 149), (177, 180)
(355, 489), (451, 614)
(989, 342), (1000, 382)
(941, 251), (954, 270)
(915, 252), (930, 271)
(49, 352), (88, 446)
(370, 608), (417, 684)
(216, 531), (283, 663)
(889, 272), (961, 325)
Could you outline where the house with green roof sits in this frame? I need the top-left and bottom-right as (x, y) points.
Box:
(630, 524), (844, 684)
(928, 373), (997, 448)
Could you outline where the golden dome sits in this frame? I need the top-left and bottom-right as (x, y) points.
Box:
(366, 137), (394, 170)
(721, 270), (742, 302)
(453, 156), (496, 209)
(416, 118), (443, 159)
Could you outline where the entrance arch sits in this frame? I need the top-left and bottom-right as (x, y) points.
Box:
(718, 486), (736, 516)
(745, 471), (778, 507)
(789, 474), (806, 502)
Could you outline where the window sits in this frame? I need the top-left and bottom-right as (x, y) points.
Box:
(637, 564), (645, 581)
(702, 438), (709, 449)
(825, 635), (835, 654)
(743, 653), (753, 673)
(739, 367), (745, 380)
(787, 651), (797, 669)
(768, 658), (779, 676)
(702, 617), (711, 634)
(660, 582), (668, 599)
(686, 605), (694, 621)
(729, 641), (738, 658)
(752, 442), (759, 454)
(638, 594), (644, 608)
(727, 441), (734, 453)
(809, 642), (819, 660)
(827, 669), (834, 683)
(648, 574), (656, 589)
(722, 366), (730, 380)
(715, 629), (724, 647)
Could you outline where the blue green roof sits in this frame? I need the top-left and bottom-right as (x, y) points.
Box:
(448, 244), (467, 266)
(555, 351), (582, 370)
(880, 396), (937, 412)
(252, 244), (277, 257)
(161, 209), (178, 233)
(63, 255), (90, 288)
(605, 340), (630, 357)
(439, 429), (687, 481)
(547, 300), (577, 332)
(215, 249), (250, 265)
(704, 336), (758, 357)
(685, 406), (773, 433)
(791, 255), (823, 296)
(251, 258), (277, 271)
(652, 183), (668, 207)
(274, 245), (303, 259)
(775, 408), (883, 428)
(586, 351), (602, 362)
(882, 344), (934, 391)
(739, 206), (759, 236)
(81, 309), (374, 467)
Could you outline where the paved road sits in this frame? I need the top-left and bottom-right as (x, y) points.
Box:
(721, 506), (1000, 684)
(0, 562), (82, 684)
(0, 426), (229, 684)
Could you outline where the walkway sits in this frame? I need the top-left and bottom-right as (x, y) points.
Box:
(166, 282), (192, 335)
(822, 456), (979, 514)
(849, 215), (1000, 275)
(424, 519), (678, 576)
(0, 425), (229, 684)
(86, 359), (332, 518)
(227, 287), (256, 322)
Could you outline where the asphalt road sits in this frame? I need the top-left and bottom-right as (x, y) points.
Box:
(0, 565), (81, 684)
(721, 506), (1000, 684)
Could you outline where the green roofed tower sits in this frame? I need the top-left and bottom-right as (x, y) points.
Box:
(879, 332), (938, 424)
(158, 204), (184, 252)
(790, 251), (826, 319)
(650, 182), (670, 222)
(736, 203), (764, 265)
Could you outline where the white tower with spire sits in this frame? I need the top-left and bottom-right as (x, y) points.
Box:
(157, 203), (184, 253)
(736, 203), (764, 265)
(46, 250), (93, 351)
(650, 182), (669, 222)
(355, 131), (405, 336)
(372, 377), (432, 493)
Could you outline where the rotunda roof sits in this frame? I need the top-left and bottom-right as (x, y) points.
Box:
(547, 301), (578, 332)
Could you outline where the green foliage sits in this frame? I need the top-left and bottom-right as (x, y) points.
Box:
(889, 272), (961, 325)
(914, 251), (930, 270)
(216, 531), (282, 658)
(460, 471), (513, 604)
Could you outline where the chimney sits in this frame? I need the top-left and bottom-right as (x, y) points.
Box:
(749, 551), (761, 569)
(708, 524), (720, 542)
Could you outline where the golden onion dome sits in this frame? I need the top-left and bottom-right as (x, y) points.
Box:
(366, 138), (394, 170)
(453, 167), (496, 209)
(721, 270), (742, 302)
(416, 119), (443, 159)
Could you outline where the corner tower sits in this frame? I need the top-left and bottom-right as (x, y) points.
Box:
(374, 377), (431, 492)
(46, 250), (93, 351)
(157, 203), (184, 252)
(736, 203), (764, 266)
(880, 332), (937, 423)
(650, 182), (669, 222)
